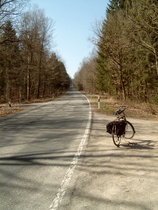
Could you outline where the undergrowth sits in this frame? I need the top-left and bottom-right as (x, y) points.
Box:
(86, 94), (158, 121)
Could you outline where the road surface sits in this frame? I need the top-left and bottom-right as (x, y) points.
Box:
(1, 89), (158, 210)
(0, 88), (91, 210)
(62, 112), (158, 210)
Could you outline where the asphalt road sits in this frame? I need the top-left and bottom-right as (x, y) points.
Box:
(62, 112), (158, 210)
(0, 88), (91, 210)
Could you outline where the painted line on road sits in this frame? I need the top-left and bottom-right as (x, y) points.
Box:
(49, 96), (92, 210)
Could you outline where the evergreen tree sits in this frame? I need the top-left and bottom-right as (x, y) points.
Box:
(95, 0), (158, 102)
(107, 0), (133, 13)
(0, 20), (20, 101)
(45, 53), (70, 96)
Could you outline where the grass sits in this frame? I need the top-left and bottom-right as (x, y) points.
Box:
(86, 94), (158, 121)
(0, 105), (26, 117)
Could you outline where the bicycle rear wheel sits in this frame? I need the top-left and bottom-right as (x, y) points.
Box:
(112, 125), (121, 147)
(124, 121), (135, 139)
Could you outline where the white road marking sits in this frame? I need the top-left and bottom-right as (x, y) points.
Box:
(49, 97), (92, 210)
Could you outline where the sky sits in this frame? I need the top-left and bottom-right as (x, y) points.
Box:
(30, 0), (109, 78)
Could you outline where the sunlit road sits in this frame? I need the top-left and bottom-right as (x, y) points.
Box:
(0, 88), (91, 210)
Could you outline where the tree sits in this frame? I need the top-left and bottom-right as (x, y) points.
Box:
(126, 0), (158, 101)
(0, 0), (28, 33)
(97, 11), (134, 99)
(19, 8), (53, 100)
(0, 20), (20, 101)
(0, 4), (70, 103)
(96, 50), (111, 94)
(74, 56), (97, 93)
(129, 0), (158, 76)
(46, 53), (70, 96)
(95, 0), (158, 102)
(107, 0), (133, 14)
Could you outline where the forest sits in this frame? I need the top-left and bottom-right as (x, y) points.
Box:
(74, 0), (158, 104)
(0, 0), (70, 103)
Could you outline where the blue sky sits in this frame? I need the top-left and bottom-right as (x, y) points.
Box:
(30, 0), (109, 78)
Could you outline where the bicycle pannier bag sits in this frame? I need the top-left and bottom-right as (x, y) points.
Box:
(106, 121), (114, 134)
(106, 120), (127, 135)
(116, 120), (127, 135)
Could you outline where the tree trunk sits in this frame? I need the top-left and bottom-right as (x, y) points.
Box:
(5, 67), (10, 102)
(154, 48), (158, 76)
(27, 68), (30, 101)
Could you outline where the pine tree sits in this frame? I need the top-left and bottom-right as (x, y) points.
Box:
(0, 20), (20, 101)
(107, 0), (133, 14)
(95, 0), (158, 102)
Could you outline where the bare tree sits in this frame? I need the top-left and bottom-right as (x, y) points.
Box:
(0, 0), (28, 28)
(74, 56), (97, 93)
(19, 7), (54, 100)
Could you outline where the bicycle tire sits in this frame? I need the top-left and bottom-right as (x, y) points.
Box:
(124, 121), (135, 139)
(112, 125), (121, 147)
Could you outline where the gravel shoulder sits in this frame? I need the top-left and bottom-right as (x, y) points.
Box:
(62, 111), (158, 210)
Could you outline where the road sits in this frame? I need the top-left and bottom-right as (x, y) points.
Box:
(0, 88), (91, 210)
(62, 112), (158, 210)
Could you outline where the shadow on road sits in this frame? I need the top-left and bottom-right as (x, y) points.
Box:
(63, 112), (158, 210)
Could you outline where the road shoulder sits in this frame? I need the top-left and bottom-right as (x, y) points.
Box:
(61, 111), (158, 210)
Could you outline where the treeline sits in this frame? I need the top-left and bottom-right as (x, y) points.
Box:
(74, 0), (158, 103)
(0, 0), (70, 103)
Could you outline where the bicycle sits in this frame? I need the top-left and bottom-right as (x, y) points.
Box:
(107, 107), (136, 147)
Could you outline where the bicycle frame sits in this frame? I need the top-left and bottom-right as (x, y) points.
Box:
(111, 107), (135, 147)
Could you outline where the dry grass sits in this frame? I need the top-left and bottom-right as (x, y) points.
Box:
(0, 92), (66, 118)
(0, 105), (26, 117)
(0, 97), (54, 117)
(86, 94), (158, 121)
(0, 98), (54, 117)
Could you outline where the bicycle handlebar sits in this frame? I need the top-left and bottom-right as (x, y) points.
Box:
(114, 107), (128, 116)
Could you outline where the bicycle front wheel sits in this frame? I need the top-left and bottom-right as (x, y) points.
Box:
(112, 125), (121, 147)
(124, 121), (135, 139)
